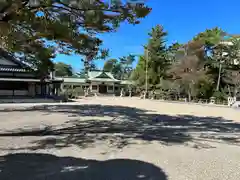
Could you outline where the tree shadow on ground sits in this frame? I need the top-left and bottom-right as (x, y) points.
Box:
(0, 104), (240, 150)
(0, 153), (167, 180)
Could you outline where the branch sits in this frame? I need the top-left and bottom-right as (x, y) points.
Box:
(0, 0), (30, 21)
(0, 0), (125, 23)
(55, 0), (125, 13)
(0, 0), (12, 14)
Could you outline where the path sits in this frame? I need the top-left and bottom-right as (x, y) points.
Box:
(0, 97), (240, 180)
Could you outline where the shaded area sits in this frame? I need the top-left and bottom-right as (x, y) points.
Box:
(0, 104), (240, 150)
(0, 97), (75, 104)
(0, 153), (167, 180)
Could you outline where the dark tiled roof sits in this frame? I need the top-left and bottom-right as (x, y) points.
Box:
(0, 67), (28, 72)
(0, 49), (34, 73)
(0, 48), (33, 69)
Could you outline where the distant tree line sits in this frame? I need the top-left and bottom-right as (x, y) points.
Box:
(130, 25), (240, 102)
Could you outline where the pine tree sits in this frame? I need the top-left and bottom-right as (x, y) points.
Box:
(146, 25), (169, 87)
(0, 0), (151, 69)
(130, 55), (146, 87)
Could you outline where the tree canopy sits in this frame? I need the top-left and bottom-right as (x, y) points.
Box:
(0, 0), (151, 57)
(103, 55), (135, 79)
(103, 58), (118, 72)
(131, 25), (240, 102)
(54, 62), (73, 77)
(0, 0), (151, 76)
(131, 25), (169, 88)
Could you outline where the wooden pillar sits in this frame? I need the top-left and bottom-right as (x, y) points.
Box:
(54, 84), (57, 95)
(28, 83), (36, 97)
(40, 83), (43, 96)
(46, 83), (49, 96)
(12, 73), (15, 97)
(35, 83), (37, 96)
(57, 83), (60, 96)
(12, 81), (15, 97)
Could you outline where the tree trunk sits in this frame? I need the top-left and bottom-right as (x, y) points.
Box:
(175, 92), (178, 100)
(216, 61), (222, 91)
(234, 86), (238, 97)
(188, 90), (191, 102)
(227, 84), (231, 96)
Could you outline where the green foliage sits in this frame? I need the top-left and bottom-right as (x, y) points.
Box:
(81, 58), (98, 74)
(130, 55), (146, 87)
(0, 0), (151, 72)
(103, 58), (122, 79)
(55, 62), (73, 77)
(119, 54), (135, 79)
(131, 26), (240, 103)
(168, 42), (183, 63)
(1, 1), (151, 52)
(212, 91), (227, 102)
(21, 42), (56, 78)
(132, 25), (170, 88)
(103, 59), (118, 72)
(103, 55), (135, 80)
(194, 27), (226, 46)
(146, 25), (169, 86)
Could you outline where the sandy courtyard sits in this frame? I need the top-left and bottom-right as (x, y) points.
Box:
(0, 97), (240, 180)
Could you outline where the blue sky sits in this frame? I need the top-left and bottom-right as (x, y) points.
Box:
(54, 0), (240, 72)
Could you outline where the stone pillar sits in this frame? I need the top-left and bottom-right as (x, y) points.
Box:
(228, 96), (236, 106)
(120, 88), (124, 97)
(84, 87), (87, 97)
(60, 83), (64, 92)
(210, 97), (216, 104)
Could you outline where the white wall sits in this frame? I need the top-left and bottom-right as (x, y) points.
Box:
(90, 82), (116, 93)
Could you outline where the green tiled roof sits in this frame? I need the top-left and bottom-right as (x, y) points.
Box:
(88, 71), (102, 78)
(75, 72), (88, 78)
(105, 72), (117, 79)
(57, 71), (122, 84)
(87, 71), (119, 82)
(89, 78), (120, 82)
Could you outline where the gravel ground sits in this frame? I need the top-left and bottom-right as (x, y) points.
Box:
(0, 97), (240, 180)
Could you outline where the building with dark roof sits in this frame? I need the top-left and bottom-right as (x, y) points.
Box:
(0, 49), (62, 98)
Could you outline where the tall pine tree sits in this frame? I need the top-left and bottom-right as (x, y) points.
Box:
(146, 25), (169, 88)
(131, 25), (169, 89)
